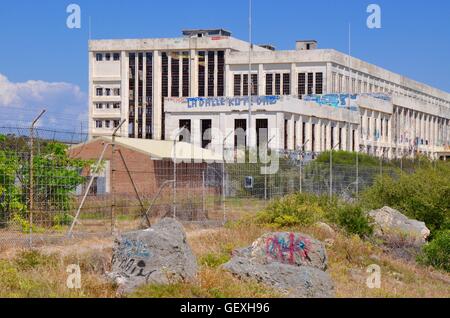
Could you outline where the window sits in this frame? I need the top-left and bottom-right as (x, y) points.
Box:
(179, 119), (191, 143)
(105, 103), (111, 109)
(96, 53), (103, 61)
(171, 52), (180, 97)
(275, 74), (281, 95)
(113, 103), (120, 109)
(302, 122), (306, 149)
(243, 74), (249, 96)
(96, 88), (103, 96)
(95, 103), (103, 109)
(298, 73), (306, 98)
(105, 88), (111, 96)
(266, 74), (273, 95)
(201, 119), (212, 149)
(256, 119), (268, 150)
(146, 52), (153, 139)
(339, 127), (343, 150)
(283, 73), (290, 95)
(207, 51), (215, 97)
(182, 51), (190, 97)
(113, 88), (120, 96)
(217, 51), (225, 96)
(105, 53), (111, 61)
(251, 74), (258, 96)
(234, 74), (241, 96)
(235, 119), (247, 148)
(114, 120), (120, 128)
(95, 120), (103, 128)
(307, 73), (314, 94)
(113, 53), (120, 61)
(311, 124), (316, 152)
(105, 120), (110, 129)
(315, 73), (323, 94)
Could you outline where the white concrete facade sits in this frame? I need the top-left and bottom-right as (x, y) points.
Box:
(89, 29), (450, 159)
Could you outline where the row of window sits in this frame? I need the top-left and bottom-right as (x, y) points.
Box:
(331, 70), (449, 108)
(232, 72), (324, 97)
(96, 53), (120, 62)
(95, 103), (121, 110)
(95, 119), (121, 129)
(95, 87), (121, 97)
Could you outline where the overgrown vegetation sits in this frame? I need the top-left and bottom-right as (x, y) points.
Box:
(361, 161), (450, 236)
(0, 134), (91, 230)
(256, 193), (373, 237)
(418, 230), (450, 272)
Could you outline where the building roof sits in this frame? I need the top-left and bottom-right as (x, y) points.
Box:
(71, 137), (224, 163)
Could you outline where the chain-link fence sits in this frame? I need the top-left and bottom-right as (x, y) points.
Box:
(0, 126), (402, 250)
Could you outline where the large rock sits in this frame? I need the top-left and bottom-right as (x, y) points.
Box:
(223, 232), (334, 298)
(107, 218), (197, 294)
(368, 206), (430, 245)
(223, 257), (334, 298)
(237, 232), (328, 271)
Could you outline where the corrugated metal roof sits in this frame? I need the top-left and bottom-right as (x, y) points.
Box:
(73, 137), (223, 162)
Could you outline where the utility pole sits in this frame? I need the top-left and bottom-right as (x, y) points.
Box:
(173, 126), (187, 219)
(247, 0), (253, 152)
(29, 109), (46, 248)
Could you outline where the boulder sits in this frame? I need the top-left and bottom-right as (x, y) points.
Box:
(239, 232), (328, 271)
(223, 257), (334, 298)
(107, 218), (197, 294)
(368, 206), (430, 245)
(314, 222), (336, 239)
(224, 231), (334, 298)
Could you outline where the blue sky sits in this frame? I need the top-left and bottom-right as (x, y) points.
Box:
(0, 0), (449, 131)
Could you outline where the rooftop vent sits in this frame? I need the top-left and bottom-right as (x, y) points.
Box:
(182, 29), (232, 38)
(258, 44), (276, 51)
(296, 40), (318, 51)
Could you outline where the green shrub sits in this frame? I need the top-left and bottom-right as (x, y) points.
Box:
(256, 193), (326, 227)
(326, 204), (373, 237)
(418, 230), (450, 272)
(361, 163), (450, 235)
(53, 213), (74, 226)
(14, 250), (58, 271)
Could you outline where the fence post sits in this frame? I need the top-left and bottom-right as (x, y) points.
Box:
(202, 171), (205, 218)
(29, 110), (46, 248)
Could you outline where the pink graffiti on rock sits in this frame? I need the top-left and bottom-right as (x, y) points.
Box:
(265, 233), (312, 265)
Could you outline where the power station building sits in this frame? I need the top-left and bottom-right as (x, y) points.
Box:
(89, 29), (450, 160)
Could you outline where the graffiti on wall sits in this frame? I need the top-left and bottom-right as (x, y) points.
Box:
(185, 96), (281, 109)
(303, 93), (391, 109)
(265, 233), (312, 265)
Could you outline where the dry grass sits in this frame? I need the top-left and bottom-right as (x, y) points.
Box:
(0, 219), (449, 298)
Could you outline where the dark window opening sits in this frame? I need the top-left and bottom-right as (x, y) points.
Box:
(182, 51), (190, 97)
(256, 119), (268, 151)
(275, 74), (281, 95)
(307, 73), (314, 95)
(217, 51), (225, 97)
(207, 51), (215, 97)
(234, 119), (247, 148)
(179, 119), (191, 143)
(283, 73), (290, 95)
(201, 119), (212, 149)
(298, 73), (306, 98)
(315, 72), (323, 94)
(266, 74), (273, 95)
(171, 52), (180, 97)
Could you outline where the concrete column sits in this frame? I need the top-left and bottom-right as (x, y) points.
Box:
(291, 63), (297, 97)
(258, 64), (264, 96)
(190, 50), (198, 97)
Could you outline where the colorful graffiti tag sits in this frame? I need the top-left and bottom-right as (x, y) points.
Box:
(265, 233), (312, 265)
(185, 96), (281, 109)
(119, 238), (151, 259)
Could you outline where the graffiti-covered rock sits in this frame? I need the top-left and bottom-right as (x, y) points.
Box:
(368, 206), (430, 245)
(223, 257), (334, 298)
(242, 232), (328, 271)
(107, 218), (197, 294)
(223, 231), (334, 298)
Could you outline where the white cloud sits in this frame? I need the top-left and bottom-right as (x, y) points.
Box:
(0, 73), (87, 131)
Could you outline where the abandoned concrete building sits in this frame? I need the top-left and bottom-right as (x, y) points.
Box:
(88, 29), (450, 160)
